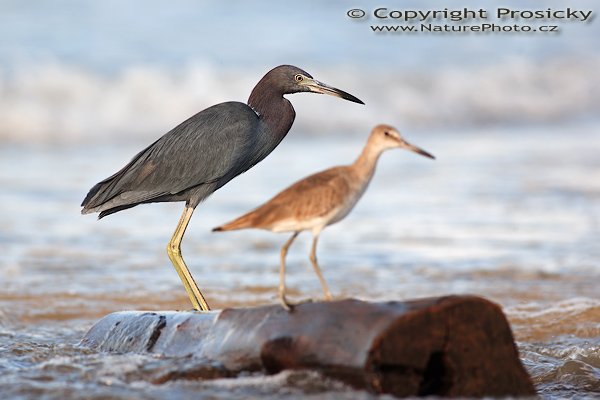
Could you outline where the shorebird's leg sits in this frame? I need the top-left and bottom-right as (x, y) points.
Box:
(309, 233), (332, 300)
(167, 205), (210, 311)
(279, 231), (299, 311)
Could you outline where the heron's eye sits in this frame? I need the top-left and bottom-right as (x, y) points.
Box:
(384, 131), (391, 137)
(295, 74), (304, 82)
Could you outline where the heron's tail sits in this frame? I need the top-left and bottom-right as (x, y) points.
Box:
(80, 180), (115, 216)
(81, 179), (142, 219)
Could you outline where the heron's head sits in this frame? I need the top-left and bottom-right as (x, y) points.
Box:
(262, 65), (364, 104)
(370, 124), (435, 159)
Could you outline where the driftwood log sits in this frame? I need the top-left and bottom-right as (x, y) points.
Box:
(81, 295), (535, 397)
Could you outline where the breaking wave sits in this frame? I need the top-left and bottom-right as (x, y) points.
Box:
(1, 57), (599, 144)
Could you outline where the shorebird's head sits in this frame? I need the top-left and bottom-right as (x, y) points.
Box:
(370, 124), (435, 159)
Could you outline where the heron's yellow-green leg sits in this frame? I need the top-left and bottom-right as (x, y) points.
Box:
(309, 233), (332, 300)
(279, 231), (299, 310)
(167, 205), (210, 311)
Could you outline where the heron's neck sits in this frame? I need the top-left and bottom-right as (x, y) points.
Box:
(352, 140), (384, 182)
(248, 86), (296, 140)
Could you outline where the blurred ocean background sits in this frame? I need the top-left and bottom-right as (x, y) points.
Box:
(0, 1), (599, 399)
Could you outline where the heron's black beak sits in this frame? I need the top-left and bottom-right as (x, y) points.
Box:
(304, 78), (364, 104)
(402, 140), (435, 160)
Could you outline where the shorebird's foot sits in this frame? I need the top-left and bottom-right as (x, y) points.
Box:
(278, 296), (326, 311)
(279, 294), (294, 312)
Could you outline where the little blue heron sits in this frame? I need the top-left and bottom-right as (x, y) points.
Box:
(81, 65), (363, 311)
(213, 125), (434, 310)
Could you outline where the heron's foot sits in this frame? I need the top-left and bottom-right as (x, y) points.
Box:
(323, 291), (333, 301)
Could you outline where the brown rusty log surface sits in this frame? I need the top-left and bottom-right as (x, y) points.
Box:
(81, 295), (536, 398)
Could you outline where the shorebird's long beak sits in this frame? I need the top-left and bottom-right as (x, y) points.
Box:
(303, 78), (364, 104)
(403, 140), (435, 159)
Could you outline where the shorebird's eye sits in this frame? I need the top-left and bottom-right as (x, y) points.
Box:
(294, 74), (304, 82)
(384, 131), (391, 137)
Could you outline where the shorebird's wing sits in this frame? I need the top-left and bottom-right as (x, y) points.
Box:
(216, 167), (353, 231)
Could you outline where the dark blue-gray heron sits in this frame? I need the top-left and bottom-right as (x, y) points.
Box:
(81, 65), (363, 311)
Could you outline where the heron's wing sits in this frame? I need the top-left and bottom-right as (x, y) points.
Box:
(82, 101), (261, 210)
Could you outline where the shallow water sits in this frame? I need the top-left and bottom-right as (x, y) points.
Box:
(1, 124), (599, 398)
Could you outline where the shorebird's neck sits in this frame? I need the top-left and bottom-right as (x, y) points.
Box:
(248, 83), (296, 141)
(351, 139), (384, 182)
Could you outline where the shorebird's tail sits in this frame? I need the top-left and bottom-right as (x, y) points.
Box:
(212, 213), (257, 232)
(213, 199), (284, 232)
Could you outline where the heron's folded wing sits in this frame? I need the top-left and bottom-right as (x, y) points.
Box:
(82, 101), (260, 209)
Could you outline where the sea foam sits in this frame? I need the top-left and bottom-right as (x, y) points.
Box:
(0, 58), (599, 144)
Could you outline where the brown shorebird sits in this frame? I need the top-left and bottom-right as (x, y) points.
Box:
(213, 124), (435, 309)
